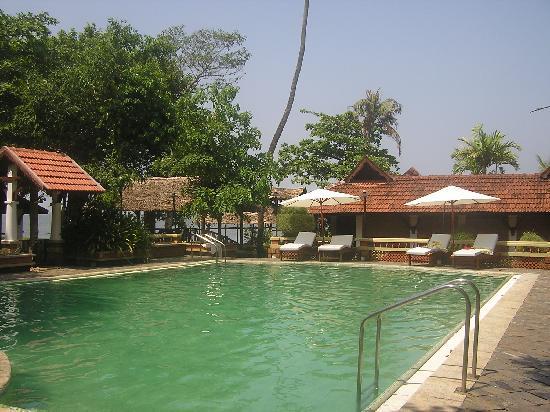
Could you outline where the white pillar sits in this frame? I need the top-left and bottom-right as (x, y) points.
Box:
(50, 192), (62, 241)
(4, 165), (19, 241)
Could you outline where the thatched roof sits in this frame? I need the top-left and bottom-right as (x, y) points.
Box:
(403, 167), (421, 176)
(122, 179), (305, 217)
(206, 207), (277, 225)
(122, 177), (192, 212)
(270, 187), (305, 201)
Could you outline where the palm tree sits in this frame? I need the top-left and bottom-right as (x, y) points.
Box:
(352, 89), (403, 155)
(452, 124), (521, 174)
(268, 0), (310, 155)
(537, 154), (550, 171)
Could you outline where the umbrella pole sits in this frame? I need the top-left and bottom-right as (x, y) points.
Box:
(320, 202), (324, 244)
(451, 202), (455, 250)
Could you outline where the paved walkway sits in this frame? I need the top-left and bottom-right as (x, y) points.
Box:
(461, 273), (550, 411)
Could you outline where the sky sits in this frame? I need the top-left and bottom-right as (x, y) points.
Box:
(2, 0), (549, 176)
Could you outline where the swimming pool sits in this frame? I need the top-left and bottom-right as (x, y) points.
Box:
(0, 263), (506, 411)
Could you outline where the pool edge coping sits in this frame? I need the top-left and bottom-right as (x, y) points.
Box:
(374, 271), (538, 411)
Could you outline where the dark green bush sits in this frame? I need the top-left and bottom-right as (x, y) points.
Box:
(518, 231), (545, 252)
(451, 231), (475, 252)
(63, 200), (151, 255)
(276, 207), (316, 237)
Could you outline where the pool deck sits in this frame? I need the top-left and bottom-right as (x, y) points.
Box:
(0, 258), (549, 411)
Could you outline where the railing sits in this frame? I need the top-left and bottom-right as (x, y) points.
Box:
(202, 233), (227, 263)
(192, 233), (220, 263)
(357, 237), (550, 259)
(356, 279), (481, 412)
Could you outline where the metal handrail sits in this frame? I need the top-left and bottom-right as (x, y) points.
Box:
(447, 278), (481, 377)
(193, 233), (219, 263)
(356, 281), (474, 412)
(203, 233), (227, 263)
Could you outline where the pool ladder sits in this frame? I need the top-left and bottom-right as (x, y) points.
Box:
(192, 233), (227, 263)
(356, 278), (481, 412)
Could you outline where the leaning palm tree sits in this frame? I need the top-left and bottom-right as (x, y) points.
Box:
(352, 89), (403, 155)
(537, 154), (550, 171)
(268, 0), (310, 155)
(452, 124), (521, 174)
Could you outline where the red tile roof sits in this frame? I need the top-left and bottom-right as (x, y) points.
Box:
(0, 146), (105, 192)
(321, 174), (550, 214)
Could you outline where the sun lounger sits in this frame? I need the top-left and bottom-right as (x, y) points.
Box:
(279, 232), (316, 261)
(452, 234), (498, 269)
(318, 235), (354, 262)
(406, 234), (451, 266)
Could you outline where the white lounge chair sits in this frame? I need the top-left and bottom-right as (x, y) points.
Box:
(452, 234), (499, 269)
(318, 235), (354, 262)
(406, 234), (451, 266)
(279, 232), (316, 260)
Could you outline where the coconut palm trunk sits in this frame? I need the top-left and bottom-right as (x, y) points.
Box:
(258, 0), (310, 257)
(267, 0), (309, 155)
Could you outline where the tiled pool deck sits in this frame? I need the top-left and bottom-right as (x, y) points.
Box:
(0, 258), (548, 411)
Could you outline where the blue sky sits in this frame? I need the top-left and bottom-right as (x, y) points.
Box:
(2, 0), (549, 175)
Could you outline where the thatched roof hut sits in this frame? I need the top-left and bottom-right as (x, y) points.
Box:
(270, 187), (305, 201)
(121, 177), (192, 212)
(206, 208), (278, 225)
(122, 178), (305, 223)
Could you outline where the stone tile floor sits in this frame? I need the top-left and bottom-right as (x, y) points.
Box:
(460, 274), (550, 411)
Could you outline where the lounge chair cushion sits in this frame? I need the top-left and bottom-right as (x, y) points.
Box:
(406, 234), (451, 256)
(452, 234), (498, 257)
(279, 232), (316, 252)
(318, 244), (347, 252)
(280, 243), (309, 251)
(406, 247), (435, 256)
(452, 248), (493, 257)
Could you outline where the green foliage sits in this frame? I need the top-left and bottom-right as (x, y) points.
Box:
(162, 25), (250, 90)
(452, 124), (521, 174)
(153, 85), (270, 221)
(63, 199), (150, 255)
(452, 231), (475, 252)
(353, 89), (403, 155)
(276, 207), (316, 237)
(276, 109), (398, 187)
(518, 231), (546, 252)
(536, 154), (550, 171)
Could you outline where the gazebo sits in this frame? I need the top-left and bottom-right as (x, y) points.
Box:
(0, 146), (105, 258)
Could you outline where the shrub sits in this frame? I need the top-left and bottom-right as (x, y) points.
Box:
(276, 207), (316, 237)
(518, 231), (545, 252)
(63, 200), (151, 255)
(451, 231), (475, 252)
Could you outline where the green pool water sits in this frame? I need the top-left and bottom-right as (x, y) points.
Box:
(0, 263), (506, 411)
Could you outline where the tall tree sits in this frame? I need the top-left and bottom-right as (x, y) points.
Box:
(451, 124), (521, 174)
(276, 110), (398, 187)
(352, 89), (403, 155)
(267, 0), (309, 155)
(153, 85), (270, 230)
(162, 26), (250, 91)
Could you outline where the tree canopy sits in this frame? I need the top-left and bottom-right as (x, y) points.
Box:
(276, 107), (399, 187)
(451, 124), (521, 174)
(152, 85), (270, 223)
(353, 89), (402, 155)
(0, 11), (261, 209)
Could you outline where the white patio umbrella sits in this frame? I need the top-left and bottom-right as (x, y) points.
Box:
(405, 185), (500, 248)
(281, 188), (360, 242)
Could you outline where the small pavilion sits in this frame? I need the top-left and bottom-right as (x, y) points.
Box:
(0, 146), (105, 247)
